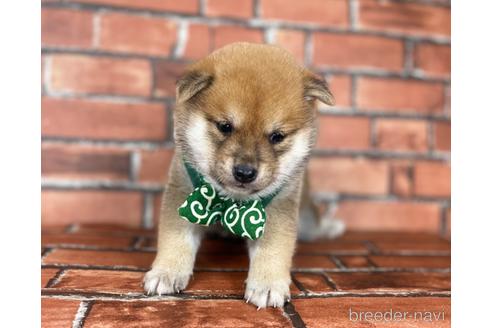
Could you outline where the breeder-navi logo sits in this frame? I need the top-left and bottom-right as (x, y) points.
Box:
(349, 307), (446, 322)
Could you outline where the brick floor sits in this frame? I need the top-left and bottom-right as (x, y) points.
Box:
(41, 225), (451, 327)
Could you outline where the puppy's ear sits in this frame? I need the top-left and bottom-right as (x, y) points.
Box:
(303, 71), (335, 106)
(176, 70), (214, 103)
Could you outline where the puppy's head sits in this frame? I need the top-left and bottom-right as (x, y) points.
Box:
(174, 43), (334, 200)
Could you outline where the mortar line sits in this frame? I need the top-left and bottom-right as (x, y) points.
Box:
(72, 300), (93, 328)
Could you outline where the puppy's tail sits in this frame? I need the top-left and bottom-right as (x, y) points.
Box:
(297, 172), (345, 242)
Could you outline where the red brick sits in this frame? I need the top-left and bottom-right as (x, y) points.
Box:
(42, 190), (143, 226)
(69, 0), (199, 14)
(99, 13), (177, 56)
(414, 162), (450, 197)
(445, 208), (451, 239)
(206, 0), (253, 19)
(294, 297), (450, 327)
(42, 249), (154, 268)
(329, 272), (450, 292)
(138, 148), (174, 183)
(390, 161), (413, 197)
(261, 0), (348, 26)
(296, 240), (368, 254)
(374, 240), (450, 253)
(293, 273), (335, 293)
(73, 224), (156, 237)
(370, 255), (450, 269)
(183, 24), (211, 60)
(337, 256), (373, 268)
(309, 157), (389, 195)
(335, 200), (441, 232)
(293, 255), (337, 269)
(49, 55), (152, 96)
(340, 231), (445, 243)
(375, 119), (428, 152)
(195, 254), (249, 269)
(434, 121), (451, 151)
(42, 8), (93, 48)
(313, 33), (403, 71)
(153, 61), (187, 97)
(42, 144), (131, 180)
(212, 26), (263, 49)
(42, 98), (167, 141)
(55, 269), (143, 294)
(316, 116), (371, 150)
(358, 77), (445, 113)
(326, 75), (351, 107)
(42, 298), (80, 328)
(153, 192), (163, 227)
(84, 300), (291, 327)
(359, 0), (450, 36)
(186, 271), (248, 295)
(42, 268), (60, 288)
(42, 233), (134, 248)
(415, 43), (451, 77)
(274, 30), (305, 64)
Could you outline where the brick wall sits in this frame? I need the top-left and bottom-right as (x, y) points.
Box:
(41, 0), (451, 235)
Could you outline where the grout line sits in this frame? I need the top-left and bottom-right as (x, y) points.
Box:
(427, 120), (435, 152)
(264, 26), (277, 44)
(329, 255), (346, 269)
(142, 192), (155, 229)
(283, 302), (307, 328)
(303, 31), (313, 67)
(130, 236), (147, 250)
(350, 74), (358, 108)
(439, 205), (449, 237)
(348, 0), (359, 30)
(198, 0), (206, 16)
(253, 0), (260, 18)
(72, 300), (93, 328)
(321, 272), (339, 291)
(92, 11), (102, 48)
(363, 241), (381, 255)
(65, 224), (79, 233)
(40, 242), (449, 256)
(172, 20), (189, 58)
(291, 291), (451, 299)
(45, 268), (67, 288)
(41, 263), (451, 274)
(369, 117), (378, 148)
(42, 289), (451, 303)
(129, 151), (141, 182)
(42, 247), (54, 260)
(42, 179), (165, 192)
(403, 39), (415, 74)
(291, 273), (308, 295)
(365, 256), (379, 269)
(312, 149), (450, 161)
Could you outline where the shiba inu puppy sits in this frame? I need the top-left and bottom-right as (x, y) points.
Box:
(144, 42), (344, 308)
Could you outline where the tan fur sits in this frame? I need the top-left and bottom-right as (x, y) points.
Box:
(144, 43), (337, 308)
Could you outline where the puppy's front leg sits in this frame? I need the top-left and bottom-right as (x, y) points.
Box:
(143, 188), (204, 295)
(245, 204), (298, 308)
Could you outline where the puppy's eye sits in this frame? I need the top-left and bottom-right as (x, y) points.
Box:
(269, 131), (285, 144)
(216, 121), (234, 135)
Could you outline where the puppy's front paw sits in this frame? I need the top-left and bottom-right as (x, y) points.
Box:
(143, 268), (191, 295)
(244, 278), (290, 309)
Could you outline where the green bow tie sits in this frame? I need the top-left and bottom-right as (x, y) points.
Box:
(177, 162), (278, 240)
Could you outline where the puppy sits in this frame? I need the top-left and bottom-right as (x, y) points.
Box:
(144, 42), (343, 308)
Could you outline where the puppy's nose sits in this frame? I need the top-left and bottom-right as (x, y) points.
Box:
(233, 164), (257, 183)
